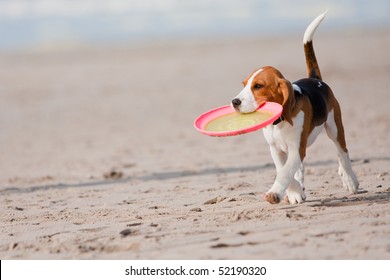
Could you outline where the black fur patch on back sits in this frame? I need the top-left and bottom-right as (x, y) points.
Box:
(293, 78), (330, 126)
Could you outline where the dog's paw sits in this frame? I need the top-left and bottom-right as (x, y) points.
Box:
(339, 167), (359, 194)
(343, 175), (359, 194)
(284, 183), (306, 204)
(263, 192), (281, 204)
(285, 189), (306, 204)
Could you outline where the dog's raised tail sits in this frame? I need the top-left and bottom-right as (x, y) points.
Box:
(303, 11), (327, 80)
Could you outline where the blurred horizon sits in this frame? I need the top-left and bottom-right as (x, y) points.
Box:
(0, 0), (389, 51)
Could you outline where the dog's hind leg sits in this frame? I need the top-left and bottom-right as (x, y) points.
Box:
(325, 106), (359, 194)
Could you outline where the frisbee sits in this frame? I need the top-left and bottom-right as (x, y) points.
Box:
(194, 102), (283, 137)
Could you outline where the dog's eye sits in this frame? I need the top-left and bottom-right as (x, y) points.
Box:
(253, 84), (264, 89)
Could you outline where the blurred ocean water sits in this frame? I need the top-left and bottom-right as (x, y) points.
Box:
(0, 0), (389, 50)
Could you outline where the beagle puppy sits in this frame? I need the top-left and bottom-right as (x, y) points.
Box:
(231, 12), (359, 204)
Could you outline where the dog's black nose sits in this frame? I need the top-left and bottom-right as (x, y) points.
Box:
(232, 98), (241, 108)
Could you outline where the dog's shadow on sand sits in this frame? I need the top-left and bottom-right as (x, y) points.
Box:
(306, 190), (390, 208)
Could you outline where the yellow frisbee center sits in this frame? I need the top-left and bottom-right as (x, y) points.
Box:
(205, 111), (273, 132)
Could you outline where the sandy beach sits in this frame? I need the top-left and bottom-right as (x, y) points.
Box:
(1, 28), (389, 259)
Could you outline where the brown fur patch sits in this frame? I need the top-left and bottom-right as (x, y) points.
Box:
(263, 192), (280, 204)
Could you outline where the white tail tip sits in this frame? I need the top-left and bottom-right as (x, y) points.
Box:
(303, 11), (327, 44)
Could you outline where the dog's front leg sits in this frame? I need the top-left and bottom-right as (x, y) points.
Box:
(263, 150), (303, 204)
(269, 146), (287, 173)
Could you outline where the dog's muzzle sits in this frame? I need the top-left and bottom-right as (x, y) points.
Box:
(231, 98), (241, 110)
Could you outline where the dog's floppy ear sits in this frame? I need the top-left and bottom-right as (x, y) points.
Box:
(278, 79), (295, 125)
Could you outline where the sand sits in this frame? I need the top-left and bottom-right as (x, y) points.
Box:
(1, 28), (389, 259)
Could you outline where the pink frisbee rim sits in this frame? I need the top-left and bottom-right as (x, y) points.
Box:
(194, 102), (283, 137)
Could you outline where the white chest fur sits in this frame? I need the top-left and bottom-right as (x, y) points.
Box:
(263, 111), (326, 154)
(262, 111), (305, 153)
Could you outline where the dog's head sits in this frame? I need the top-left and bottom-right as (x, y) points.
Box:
(231, 66), (295, 125)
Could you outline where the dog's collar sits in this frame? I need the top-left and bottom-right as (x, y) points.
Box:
(273, 115), (285, 125)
